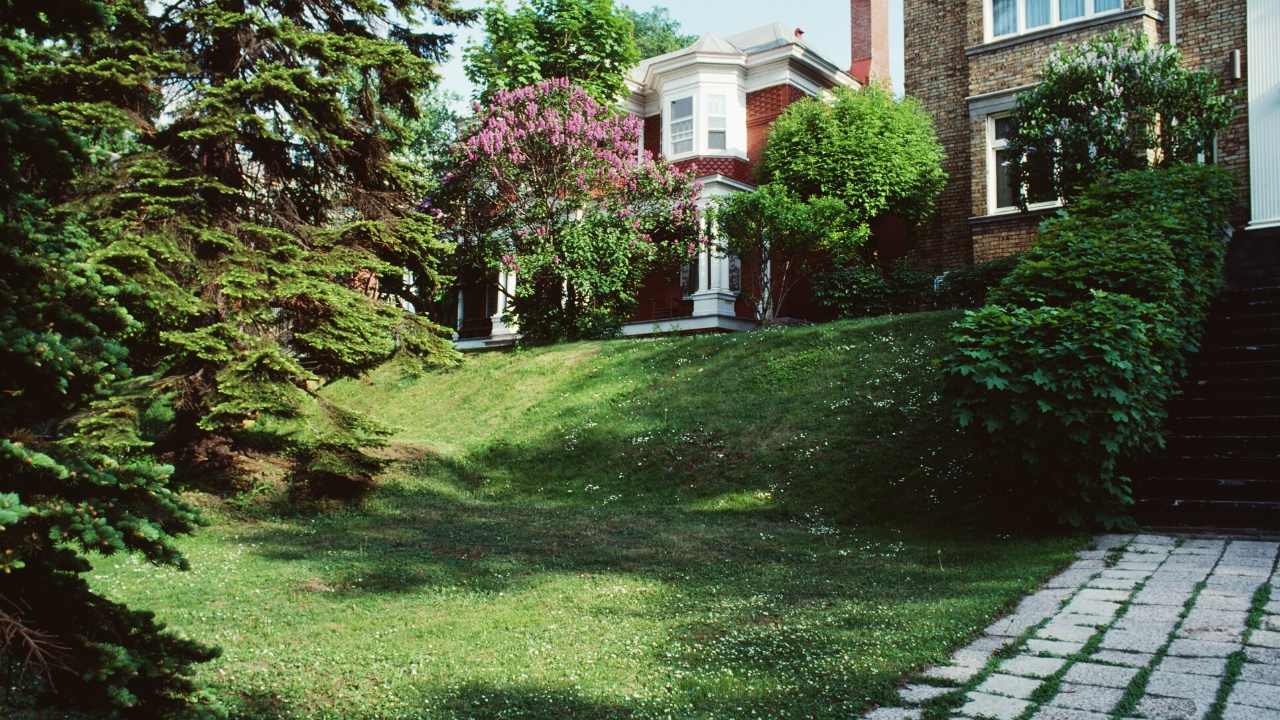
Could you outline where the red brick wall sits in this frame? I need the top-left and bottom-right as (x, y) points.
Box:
(672, 157), (754, 184)
(1170, 0), (1250, 225)
(643, 114), (661, 159)
(904, 0), (972, 270)
(747, 84), (808, 170)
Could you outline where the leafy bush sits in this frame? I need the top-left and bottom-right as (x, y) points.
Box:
(760, 86), (946, 263)
(1009, 30), (1234, 203)
(934, 255), (1022, 309)
(815, 257), (1021, 319)
(945, 165), (1234, 526)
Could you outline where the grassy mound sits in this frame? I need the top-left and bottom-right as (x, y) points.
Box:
(87, 314), (1084, 719)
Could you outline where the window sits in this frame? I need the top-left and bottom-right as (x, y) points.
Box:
(706, 94), (727, 151)
(989, 115), (1056, 213)
(990, 0), (1125, 39)
(669, 96), (694, 155)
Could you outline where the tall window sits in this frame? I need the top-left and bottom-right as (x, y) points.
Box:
(989, 115), (1056, 213)
(706, 95), (727, 151)
(670, 96), (694, 155)
(990, 0), (1125, 39)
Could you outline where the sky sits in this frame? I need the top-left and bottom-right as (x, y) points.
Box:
(435, 0), (906, 104)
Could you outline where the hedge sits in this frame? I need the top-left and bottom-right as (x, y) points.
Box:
(945, 165), (1235, 526)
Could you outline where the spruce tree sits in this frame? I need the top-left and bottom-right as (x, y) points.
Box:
(1, 1), (218, 715)
(86, 0), (472, 491)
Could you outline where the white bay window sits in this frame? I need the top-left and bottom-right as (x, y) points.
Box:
(989, 0), (1123, 40)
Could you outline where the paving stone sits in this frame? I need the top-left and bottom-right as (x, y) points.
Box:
(865, 709), (922, 720)
(1239, 662), (1280, 687)
(1156, 656), (1228, 677)
(1263, 600), (1280, 615)
(1048, 570), (1098, 589)
(1027, 638), (1085, 657)
(1087, 576), (1141, 591)
(1262, 615), (1280, 632)
(1228, 680), (1280, 710)
(1222, 540), (1279, 557)
(1094, 534), (1134, 550)
(1100, 628), (1166, 654)
(1047, 682), (1124, 713)
(1112, 616), (1177, 636)
(1204, 576), (1265, 596)
(1167, 638), (1239, 658)
(1215, 565), (1273, 578)
(986, 613), (1042, 638)
(1064, 598), (1123, 618)
(1058, 612), (1111, 629)
(1076, 588), (1131, 603)
(1136, 695), (1209, 720)
(1039, 623), (1097, 643)
(1101, 569), (1151, 581)
(1124, 604), (1184, 622)
(976, 673), (1040, 699)
(1133, 534), (1178, 546)
(1145, 670), (1223, 702)
(959, 691), (1031, 720)
(1246, 629), (1280, 649)
(1222, 703), (1272, 720)
(1062, 662), (1139, 688)
(1177, 610), (1247, 643)
(1116, 561), (1163, 572)
(1133, 586), (1195, 606)
(1090, 649), (1154, 668)
(1195, 593), (1254, 612)
(1068, 559), (1108, 571)
(923, 664), (981, 684)
(951, 636), (1004, 668)
(900, 683), (953, 704)
(1030, 707), (1109, 720)
(1000, 654), (1066, 678)
(1244, 646), (1280, 664)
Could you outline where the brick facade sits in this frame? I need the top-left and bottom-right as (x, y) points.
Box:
(906, 0), (1252, 269)
(747, 84), (809, 170)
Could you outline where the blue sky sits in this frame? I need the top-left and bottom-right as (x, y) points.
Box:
(435, 1), (906, 103)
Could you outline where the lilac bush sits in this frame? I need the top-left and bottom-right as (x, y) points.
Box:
(437, 78), (701, 343)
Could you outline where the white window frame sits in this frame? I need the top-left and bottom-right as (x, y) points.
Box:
(985, 0), (1125, 42)
(667, 94), (696, 158)
(986, 113), (1061, 215)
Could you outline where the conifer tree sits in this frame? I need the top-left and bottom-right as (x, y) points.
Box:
(1, 2), (218, 715)
(87, 0), (472, 491)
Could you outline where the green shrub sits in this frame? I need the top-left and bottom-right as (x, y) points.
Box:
(935, 255), (1022, 309)
(945, 165), (1234, 526)
(814, 261), (935, 317)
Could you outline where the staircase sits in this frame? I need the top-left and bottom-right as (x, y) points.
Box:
(1137, 232), (1280, 529)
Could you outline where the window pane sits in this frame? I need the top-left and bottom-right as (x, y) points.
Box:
(1094, 0), (1121, 11)
(1061, 0), (1085, 20)
(1026, 0), (1050, 28)
(673, 139), (693, 154)
(708, 130), (726, 150)
(1026, 150), (1056, 204)
(992, 0), (1017, 36)
(994, 116), (1016, 142)
(995, 148), (1016, 208)
(671, 97), (692, 119)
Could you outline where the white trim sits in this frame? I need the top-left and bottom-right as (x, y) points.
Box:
(619, 314), (755, 337)
(985, 0), (1124, 43)
(1247, 218), (1280, 232)
(984, 113), (1062, 215)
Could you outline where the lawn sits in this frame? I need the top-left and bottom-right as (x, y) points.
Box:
(89, 312), (1084, 719)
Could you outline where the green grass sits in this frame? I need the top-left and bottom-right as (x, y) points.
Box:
(88, 313), (1084, 719)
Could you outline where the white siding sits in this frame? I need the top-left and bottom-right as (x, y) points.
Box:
(1248, 0), (1280, 229)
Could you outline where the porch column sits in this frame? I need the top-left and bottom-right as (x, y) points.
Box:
(690, 215), (738, 318)
(490, 270), (518, 337)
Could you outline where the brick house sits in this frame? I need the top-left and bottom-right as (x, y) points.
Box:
(904, 0), (1280, 267)
(453, 6), (890, 349)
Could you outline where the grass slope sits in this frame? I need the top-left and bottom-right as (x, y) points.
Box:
(89, 313), (1083, 719)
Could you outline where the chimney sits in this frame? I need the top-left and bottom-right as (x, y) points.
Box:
(850, 0), (889, 87)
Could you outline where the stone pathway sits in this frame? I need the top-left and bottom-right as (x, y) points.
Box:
(863, 534), (1280, 720)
